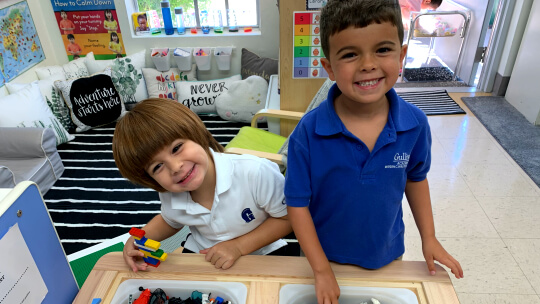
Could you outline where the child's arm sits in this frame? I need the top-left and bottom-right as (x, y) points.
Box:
(199, 215), (292, 269)
(405, 178), (464, 279)
(288, 206), (340, 303)
(123, 214), (181, 272)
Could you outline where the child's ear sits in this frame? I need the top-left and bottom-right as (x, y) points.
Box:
(399, 44), (408, 69)
(321, 58), (336, 81)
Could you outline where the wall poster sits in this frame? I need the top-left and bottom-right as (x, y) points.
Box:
(50, 0), (126, 61)
(292, 11), (327, 79)
(0, 1), (45, 85)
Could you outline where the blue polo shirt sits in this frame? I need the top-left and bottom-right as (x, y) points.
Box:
(285, 83), (431, 269)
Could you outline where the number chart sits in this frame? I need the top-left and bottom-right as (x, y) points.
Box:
(293, 11), (328, 79)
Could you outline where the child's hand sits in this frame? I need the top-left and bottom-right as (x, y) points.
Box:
(123, 236), (147, 272)
(422, 236), (464, 279)
(199, 240), (242, 270)
(314, 268), (340, 304)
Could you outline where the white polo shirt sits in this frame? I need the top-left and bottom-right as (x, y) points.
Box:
(160, 150), (288, 255)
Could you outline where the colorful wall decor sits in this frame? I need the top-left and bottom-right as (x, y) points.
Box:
(0, 1), (45, 85)
(50, 0), (126, 61)
(292, 11), (327, 79)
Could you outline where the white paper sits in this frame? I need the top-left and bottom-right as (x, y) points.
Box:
(307, 0), (326, 10)
(0, 223), (48, 304)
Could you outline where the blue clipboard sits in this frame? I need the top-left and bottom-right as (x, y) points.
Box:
(0, 182), (79, 303)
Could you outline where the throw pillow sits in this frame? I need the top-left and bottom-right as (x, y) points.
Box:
(176, 74), (241, 114)
(142, 66), (197, 101)
(6, 76), (76, 133)
(84, 52), (114, 75)
(0, 82), (74, 145)
(241, 48), (278, 83)
(215, 75), (268, 123)
(85, 51), (149, 108)
(35, 57), (89, 80)
(54, 68), (126, 132)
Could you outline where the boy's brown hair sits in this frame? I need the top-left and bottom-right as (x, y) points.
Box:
(112, 98), (224, 192)
(320, 0), (404, 59)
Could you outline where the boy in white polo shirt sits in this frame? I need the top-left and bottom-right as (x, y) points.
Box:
(112, 98), (292, 271)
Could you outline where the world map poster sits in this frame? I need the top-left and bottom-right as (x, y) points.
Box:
(0, 1), (45, 85)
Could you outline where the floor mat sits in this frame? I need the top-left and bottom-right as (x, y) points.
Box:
(398, 90), (466, 115)
(462, 96), (540, 188)
(402, 66), (460, 82)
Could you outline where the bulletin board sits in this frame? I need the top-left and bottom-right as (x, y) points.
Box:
(292, 11), (327, 79)
(0, 182), (78, 303)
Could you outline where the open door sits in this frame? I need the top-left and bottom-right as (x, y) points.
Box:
(434, 0), (495, 85)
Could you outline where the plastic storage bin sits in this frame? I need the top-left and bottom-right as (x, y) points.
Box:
(173, 47), (193, 71)
(214, 47), (232, 71)
(110, 279), (247, 304)
(194, 47), (212, 71)
(279, 284), (419, 304)
(151, 48), (171, 71)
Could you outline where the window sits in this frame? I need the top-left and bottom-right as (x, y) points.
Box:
(132, 0), (259, 29)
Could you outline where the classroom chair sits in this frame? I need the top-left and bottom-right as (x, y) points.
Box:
(225, 78), (334, 169)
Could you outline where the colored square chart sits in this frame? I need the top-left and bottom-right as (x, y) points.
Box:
(293, 11), (327, 79)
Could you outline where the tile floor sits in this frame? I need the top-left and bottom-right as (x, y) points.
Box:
(399, 91), (540, 303)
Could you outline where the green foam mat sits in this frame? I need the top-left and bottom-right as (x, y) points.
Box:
(69, 242), (124, 288)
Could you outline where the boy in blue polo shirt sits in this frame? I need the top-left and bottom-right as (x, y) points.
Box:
(284, 0), (463, 302)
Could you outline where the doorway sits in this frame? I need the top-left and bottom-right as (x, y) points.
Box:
(397, 0), (501, 91)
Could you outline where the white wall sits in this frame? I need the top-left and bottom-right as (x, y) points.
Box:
(497, 0), (534, 77)
(0, 0), (280, 93)
(505, 0), (540, 125)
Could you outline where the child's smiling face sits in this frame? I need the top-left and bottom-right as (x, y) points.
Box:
(61, 11), (67, 19)
(68, 38), (75, 44)
(112, 35), (118, 41)
(146, 139), (211, 193)
(321, 21), (407, 108)
(105, 11), (112, 19)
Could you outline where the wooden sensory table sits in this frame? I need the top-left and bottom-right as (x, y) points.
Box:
(73, 251), (459, 304)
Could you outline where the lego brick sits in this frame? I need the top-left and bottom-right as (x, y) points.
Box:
(129, 227), (145, 238)
(143, 239), (160, 251)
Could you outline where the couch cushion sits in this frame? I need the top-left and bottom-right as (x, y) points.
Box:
(85, 51), (149, 109)
(6, 77), (76, 133)
(54, 68), (126, 132)
(176, 74), (241, 114)
(0, 82), (74, 145)
(241, 48), (278, 83)
(35, 57), (89, 80)
(142, 66), (197, 101)
(215, 75), (268, 123)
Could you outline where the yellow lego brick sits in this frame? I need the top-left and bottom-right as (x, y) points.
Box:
(141, 250), (168, 261)
(144, 239), (160, 251)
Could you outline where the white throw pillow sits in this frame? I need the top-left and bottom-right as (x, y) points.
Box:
(54, 68), (126, 132)
(6, 76), (76, 133)
(0, 82), (74, 145)
(84, 51), (149, 108)
(84, 52), (115, 75)
(215, 75), (268, 123)
(142, 66), (197, 101)
(176, 74), (242, 114)
(35, 57), (89, 80)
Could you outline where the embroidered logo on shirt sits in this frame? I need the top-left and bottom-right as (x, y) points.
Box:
(385, 152), (410, 169)
(241, 208), (256, 223)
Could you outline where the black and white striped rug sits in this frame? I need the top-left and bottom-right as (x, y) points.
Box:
(398, 89), (466, 115)
(44, 114), (269, 255)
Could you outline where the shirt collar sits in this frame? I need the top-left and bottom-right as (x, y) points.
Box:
(315, 83), (419, 136)
(211, 149), (233, 195)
